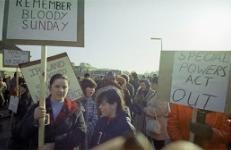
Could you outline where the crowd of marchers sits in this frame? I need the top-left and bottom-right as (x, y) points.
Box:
(0, 71), (230, 150)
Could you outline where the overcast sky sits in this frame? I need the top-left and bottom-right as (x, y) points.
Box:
(1, 0), (231, 74)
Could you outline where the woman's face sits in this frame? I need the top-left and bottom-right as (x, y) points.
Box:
(19, 86), (26, 95)
(139, 82), (146, 91)
(98, 100), (117, 118)
(85, 87), (95, 97)
(50, 78), (68, 101)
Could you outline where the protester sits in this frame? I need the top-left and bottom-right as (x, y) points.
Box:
(0, 76), (7, 107)
(79, 78), (98, 149)
(143, 92), (169, 150)
(121, 74), (135, 98)
(9, 72), (17, 96)
(15, 82), (33, 121)
(129, 72), (139, 94)
(91, 86), (135, 148)
(133, 79), (156, 134)
(8, 82), (33, 149)
(84, 73), (91, 79)
(96, 71), (121, 90)
(167, 103), (229, 150)
(116, 75), (133, 117)
(3, 75), (11, 106)
(96, 72), (131, 118)
(18, 73), (86, 150)
(150, 74), (159, 91)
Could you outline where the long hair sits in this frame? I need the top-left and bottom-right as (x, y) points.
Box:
(96, 86), (126, 113)
(80, 78), (97, 96)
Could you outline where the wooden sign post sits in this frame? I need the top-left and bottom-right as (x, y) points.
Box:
(38, 46), (47, 147)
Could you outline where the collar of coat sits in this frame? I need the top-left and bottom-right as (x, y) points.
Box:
(45, 96), (80, 125)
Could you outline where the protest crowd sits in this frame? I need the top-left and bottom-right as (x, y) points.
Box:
(1, 0), (231, 149)
(0, 70), (230, 150)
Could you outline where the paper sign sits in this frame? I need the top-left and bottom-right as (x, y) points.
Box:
(170, 51), (231, 112)
(8, 96), (19, 113)
(19, 53), (83, 102)
(3, 0), (84, 46)
(3, 49), (30, 67)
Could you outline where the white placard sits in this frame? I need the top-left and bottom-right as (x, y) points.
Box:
(19, 53), (83, 103)
(3, 49), (30, 67)
(8, 96), (19, 113)
(170, 51), (231, 112)
(4, 0), (83, 45)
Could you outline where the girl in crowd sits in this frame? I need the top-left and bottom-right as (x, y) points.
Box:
(91, 86), (135, 148)
(16, 83), (33, 121)
(116, 75), (132, 111)
(79, 78), (98, 149)
(9, 82), (33, 149)
(0, 76), (7, 107)
(19, 73), (86, 150)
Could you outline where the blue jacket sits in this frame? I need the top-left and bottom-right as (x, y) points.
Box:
(91, 111), (135, 148)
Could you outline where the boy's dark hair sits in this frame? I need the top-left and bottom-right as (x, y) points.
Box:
(80, 78), (97, 95)
(84, 73), (90, 78)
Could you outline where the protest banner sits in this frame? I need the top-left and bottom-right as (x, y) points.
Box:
(3, 0), (84, 47)
(3, 49), (30, 67)
(19, 52), (83, 103)
(158, 51), (231, 113)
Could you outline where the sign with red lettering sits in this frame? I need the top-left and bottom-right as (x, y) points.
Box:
(170, 51), (231, 112)
(3, 0), (84, 47)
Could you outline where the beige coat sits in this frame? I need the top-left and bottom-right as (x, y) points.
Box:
(144, 93), (169, 140)
(133, 88), (156, 134)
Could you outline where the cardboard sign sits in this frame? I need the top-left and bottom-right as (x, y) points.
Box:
(19, 53), (83, 102)
(8, 96), (19, 113)
(158, 51), (231, 113)
(3, 49), (30, 67)
(3, 0), (84, 47)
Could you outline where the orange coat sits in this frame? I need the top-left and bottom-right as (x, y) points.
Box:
(167, 103), (229, 150)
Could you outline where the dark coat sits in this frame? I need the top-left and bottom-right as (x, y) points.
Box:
(91, 112), (135, 148)
(19, 97), (87, 150)
(9, 92), (33, 149)
(15, 92), (32, 121)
